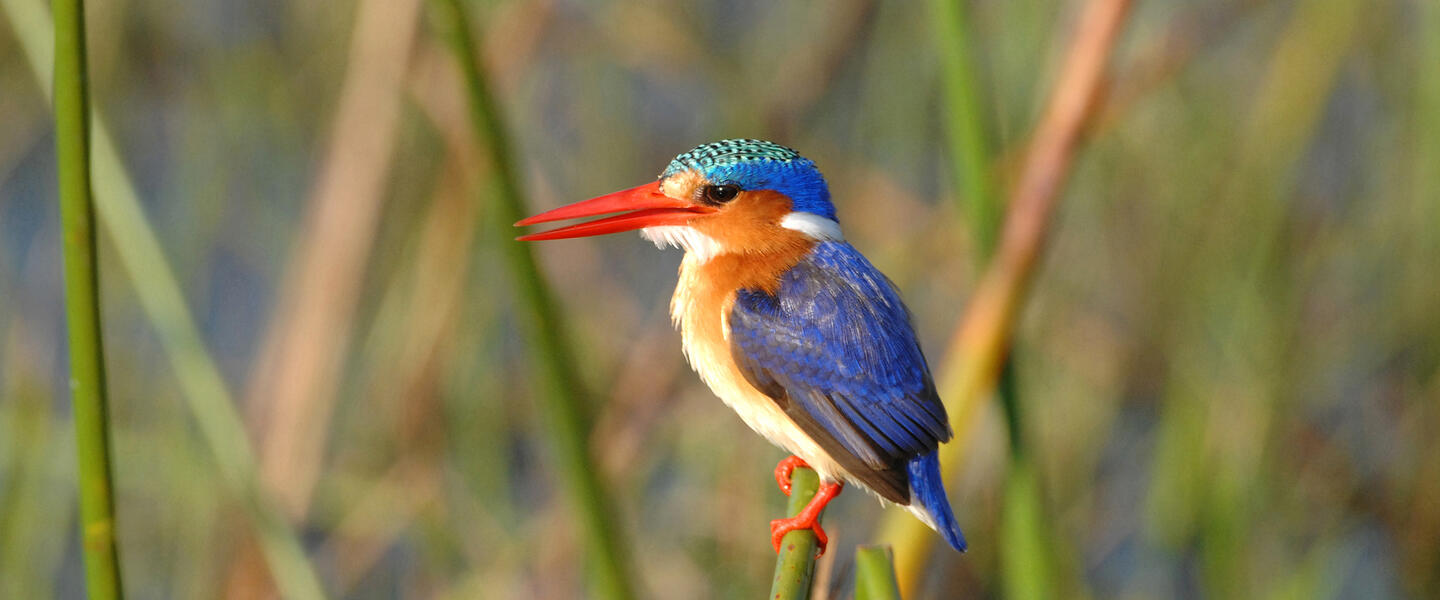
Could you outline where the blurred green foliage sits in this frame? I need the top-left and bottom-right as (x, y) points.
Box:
(2, 0), (1438, 598)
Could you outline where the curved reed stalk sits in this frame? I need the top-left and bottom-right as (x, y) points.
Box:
(51, 0), (123, 596)
(428, 1), (638, 597)
(876, 0), (1135, 593)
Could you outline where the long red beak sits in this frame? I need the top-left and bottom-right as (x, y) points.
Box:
(515, 182), (714, 241)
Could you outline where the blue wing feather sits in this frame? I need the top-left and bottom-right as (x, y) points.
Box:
(729, 242), (953, 502)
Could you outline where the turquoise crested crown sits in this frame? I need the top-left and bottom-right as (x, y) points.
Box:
(662, 139), (836, 221)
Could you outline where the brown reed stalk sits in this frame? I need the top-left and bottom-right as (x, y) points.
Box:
(876, 0), (1135, 593)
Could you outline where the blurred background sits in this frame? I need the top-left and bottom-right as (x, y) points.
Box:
(2, 0), (1438, 598)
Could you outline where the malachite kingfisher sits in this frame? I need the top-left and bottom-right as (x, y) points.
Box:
(517, 139), (967, 554)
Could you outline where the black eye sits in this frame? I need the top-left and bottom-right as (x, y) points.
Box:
(701, 184), (741, 205)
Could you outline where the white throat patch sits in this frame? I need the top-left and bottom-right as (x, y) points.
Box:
(779, 212), (844, 241)
(640, 226), (723, 263)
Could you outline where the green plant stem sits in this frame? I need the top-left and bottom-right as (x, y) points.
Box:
(52, 0), (123, 596)
(769, 467), (822, 600)
(941, 0), (1045, 582)
(995, 351), (1053, 599)
(931, 0), (999, 259)
(854, 545), (902, 600)
(6, 1), (327, 596)
(428, 2), (637, 598)
(1001, 458), (1051, 600)
(878, 1), (1133, 594)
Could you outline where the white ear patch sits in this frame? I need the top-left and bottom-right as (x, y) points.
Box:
(640, 226), (724, 263)
(779, 212), (844, 241)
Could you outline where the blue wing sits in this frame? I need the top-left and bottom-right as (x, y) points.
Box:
(728, 241), (952, 503)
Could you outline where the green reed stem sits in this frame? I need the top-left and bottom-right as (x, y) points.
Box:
(769, 467), (822, 600)
(428, 2), (637, 598)
(933, 3), (1050, 596)
(932, 7), (1047, 590)
(52, 0), (123, 596)
(931, 0), (999, 258)
(7, 1), (327, 596)
(995, 353), (1052, 598)
(1001, 458), (1051, 600)
(854, 545), (903, 600)
(877, 1), (1131, 595)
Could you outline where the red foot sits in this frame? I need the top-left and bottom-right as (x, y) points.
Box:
(774, 455), (811, 496)
(770, 478), (844, 556)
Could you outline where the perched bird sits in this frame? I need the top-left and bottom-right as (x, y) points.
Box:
(517, 139), (966, 554)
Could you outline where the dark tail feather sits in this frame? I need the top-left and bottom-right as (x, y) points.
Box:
(906, 451), (968, 552)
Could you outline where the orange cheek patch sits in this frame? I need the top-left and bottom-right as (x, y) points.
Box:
(690, 190), (805, 253)
(690, 190), (814, 294)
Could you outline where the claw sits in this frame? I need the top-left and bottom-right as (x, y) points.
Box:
(769, 481), (843, 556)
(774, 455), (811, 496)
(771, 514), (829, 554)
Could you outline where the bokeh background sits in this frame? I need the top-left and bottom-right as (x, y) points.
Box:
(2, 0), (1438, 598)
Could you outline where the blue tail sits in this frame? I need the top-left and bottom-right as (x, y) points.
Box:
(906, 451), (968, 552)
